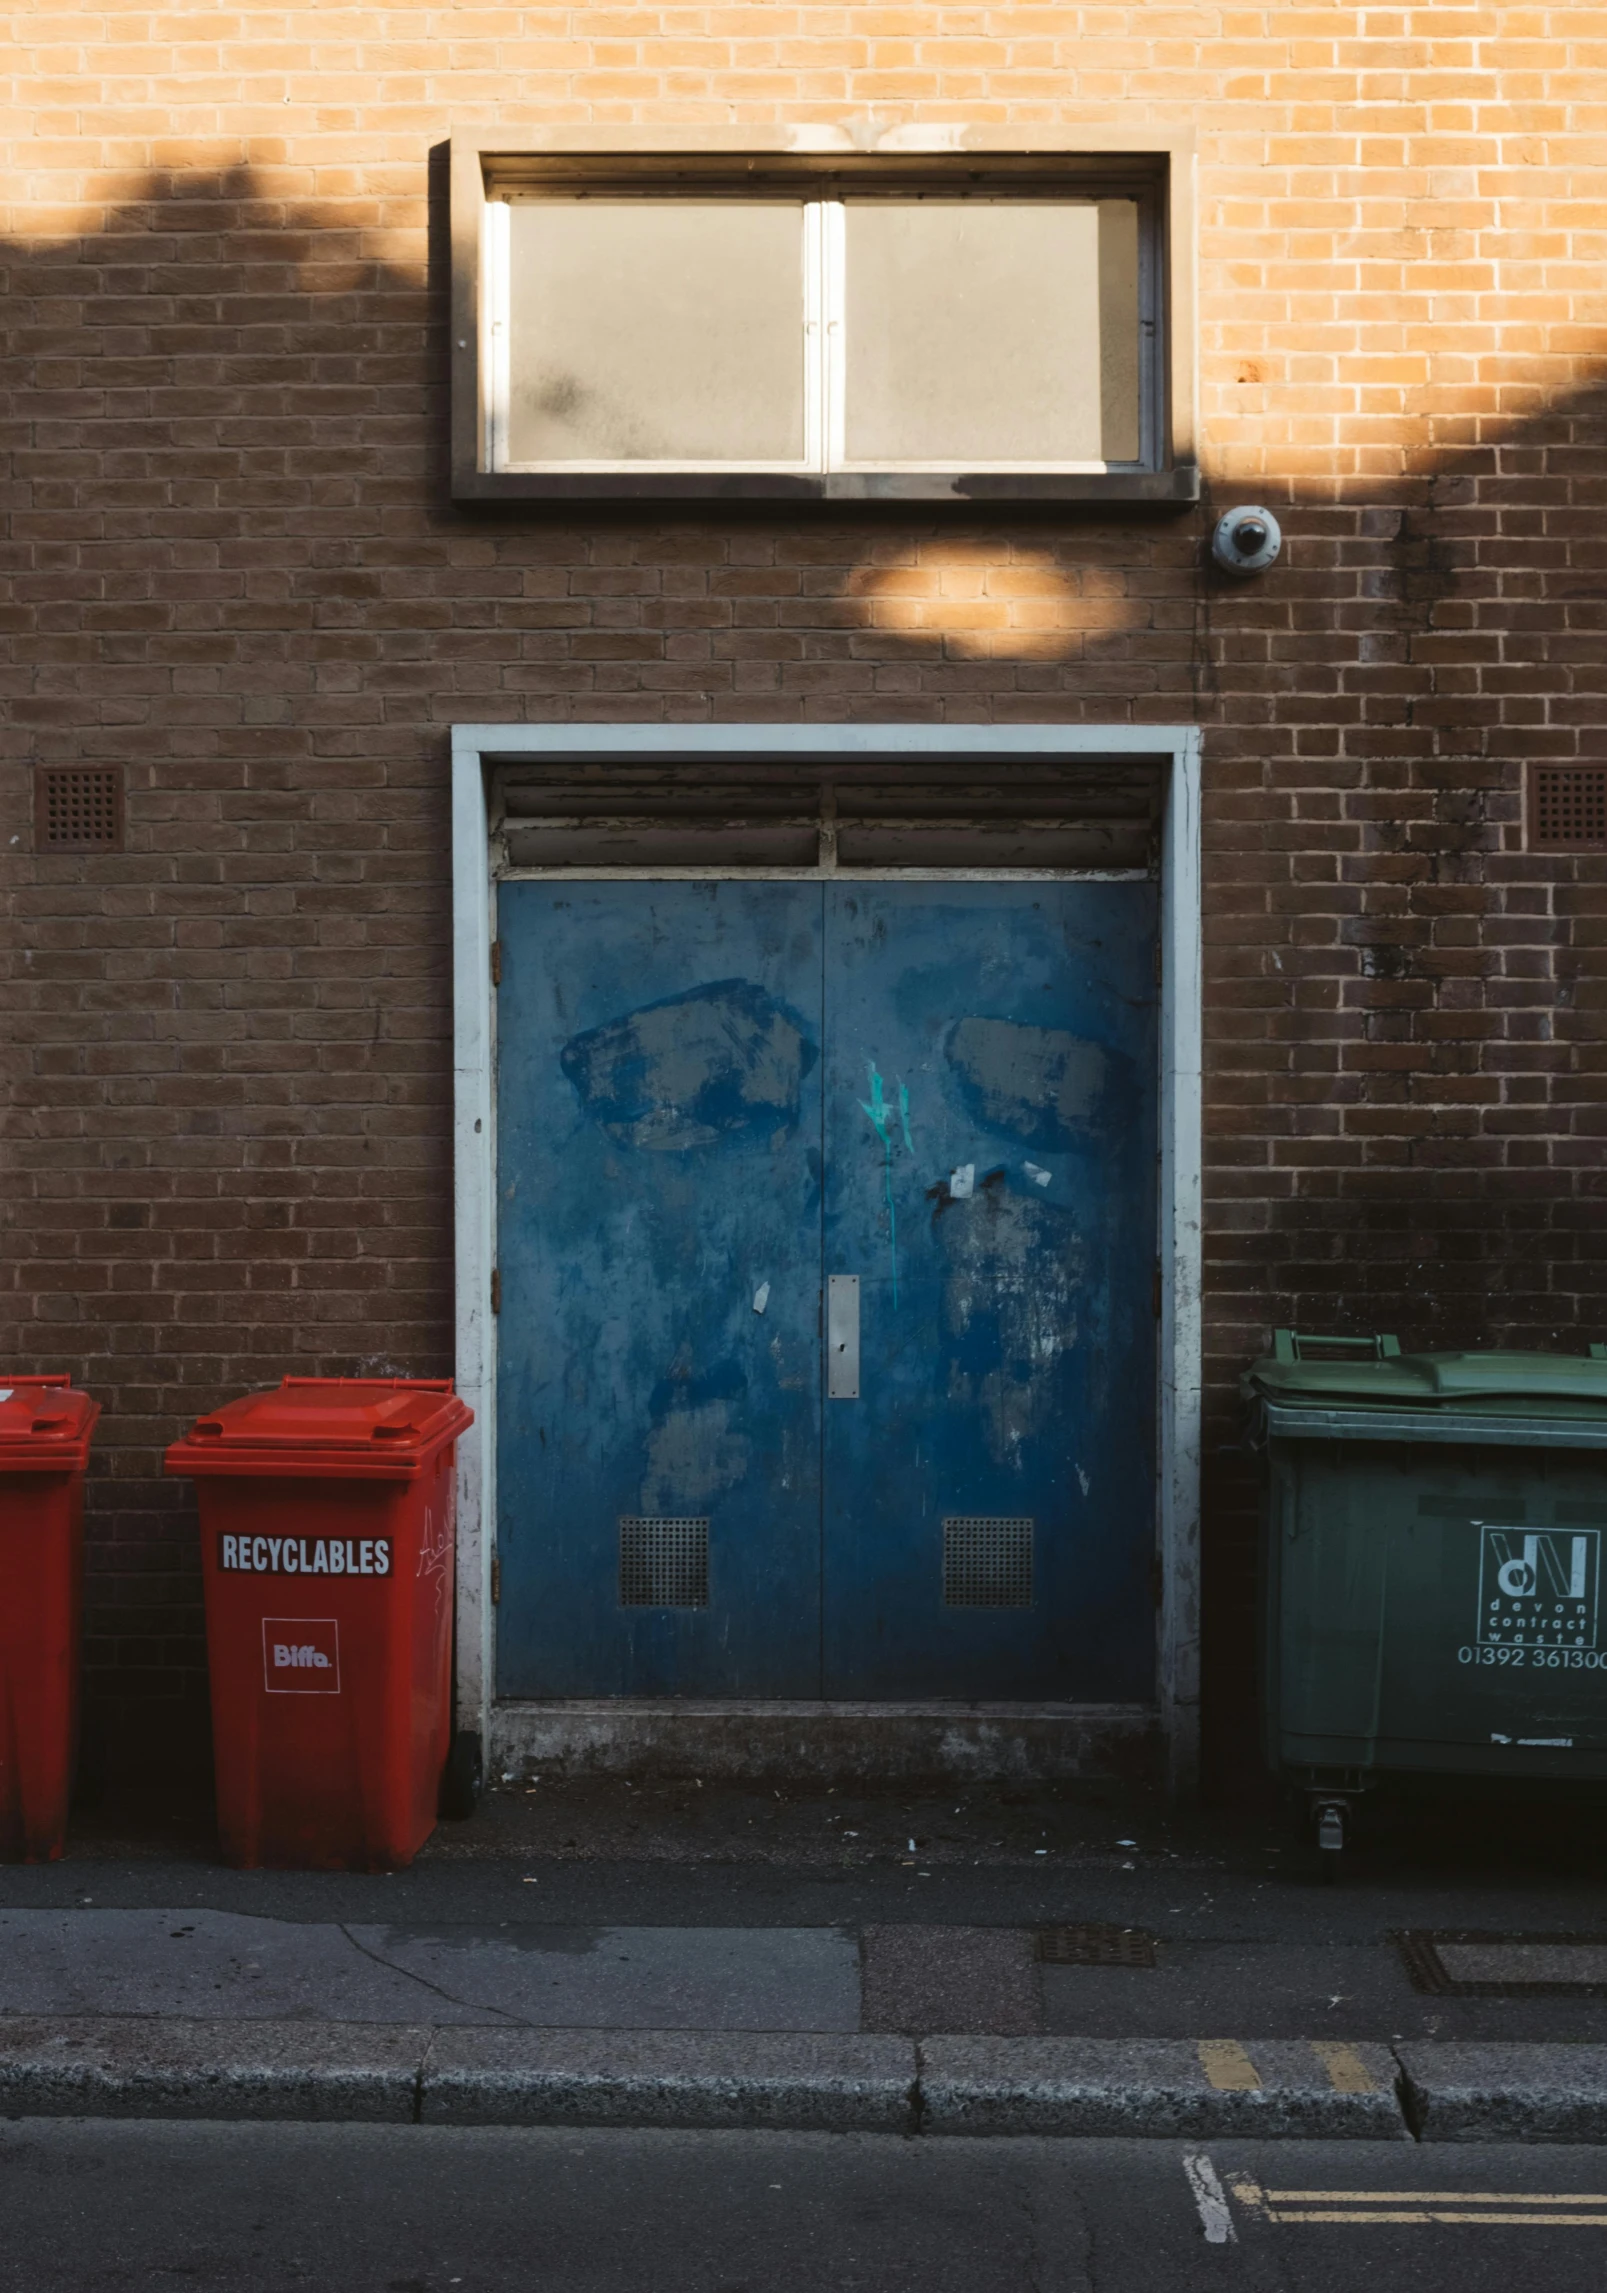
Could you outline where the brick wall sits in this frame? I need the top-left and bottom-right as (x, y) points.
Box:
(3, 9), (1604, 1786)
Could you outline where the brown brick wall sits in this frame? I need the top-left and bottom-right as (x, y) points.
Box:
(4, 9), (1605, 1785)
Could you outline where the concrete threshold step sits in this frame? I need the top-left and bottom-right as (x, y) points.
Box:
(5, 2021), (1603, 2139)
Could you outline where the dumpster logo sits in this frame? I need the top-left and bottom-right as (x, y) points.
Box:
(1476, 1526), (1600, 1652)
(262, 1617), (341, 1694)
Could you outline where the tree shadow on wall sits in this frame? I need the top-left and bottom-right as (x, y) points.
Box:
(6, 159), (1607, 1799)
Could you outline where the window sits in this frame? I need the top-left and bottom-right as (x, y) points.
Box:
(488, 193), (1145, 477)
(451, 136), (1196, 504)
(839, 199), (1141, 469)
(498, 199), (811, 468)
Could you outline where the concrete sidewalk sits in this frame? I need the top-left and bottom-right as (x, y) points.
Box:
(0, 1909), (1606, 2138)
(5, 1898), (1607, 2048)
(7, 1774), (1607, 2141)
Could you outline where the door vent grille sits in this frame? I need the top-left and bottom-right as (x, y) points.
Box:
(1529, 762), (1607, 852)
(943, 1516), (1034, 1608)
(619, 1516), (709, 1608)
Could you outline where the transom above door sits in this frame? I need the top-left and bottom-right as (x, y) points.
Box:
(494, 866), (1159, 1703)
(494, 751), (1163, 875)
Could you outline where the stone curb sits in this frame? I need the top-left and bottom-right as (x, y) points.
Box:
(1397, 2043), (1607, 2144)
(2, 2021), (1606, 2139)
(919, 2038), (1406, 2138)
(422, 2028), (916, 2130)
(0, 2017), (428, 2122)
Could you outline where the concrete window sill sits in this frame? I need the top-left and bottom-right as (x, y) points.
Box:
(449, 466), (1201, 507)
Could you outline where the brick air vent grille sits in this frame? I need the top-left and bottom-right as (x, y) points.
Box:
(619, 1517), (709, 1608)
(1529, 763), (1607, 852)
(35, 766), (124, 852)
(942, 1516), (1034, 1608)
(1039, 1924), (1158, 1968)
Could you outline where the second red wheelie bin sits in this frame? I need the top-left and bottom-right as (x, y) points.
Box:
(0, 1376), (100, 1861)
(166, 1377), (473, 1870)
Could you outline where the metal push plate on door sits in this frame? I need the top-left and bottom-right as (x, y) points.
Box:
(827, 1275), (860, 1399)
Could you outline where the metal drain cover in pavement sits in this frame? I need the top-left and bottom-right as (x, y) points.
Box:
(1037, 1923), (1157, 1968)
(1398, 1931), (1607, 1996)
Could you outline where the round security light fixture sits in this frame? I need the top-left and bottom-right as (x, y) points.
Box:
(1212, 505), (1283, 576)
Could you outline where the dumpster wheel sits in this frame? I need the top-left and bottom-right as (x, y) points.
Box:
(1314, 1796), (1348, 1881)
(439, 1729), (484, 1821)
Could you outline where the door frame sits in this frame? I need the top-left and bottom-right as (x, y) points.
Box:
(451, 724), (1203, 1790)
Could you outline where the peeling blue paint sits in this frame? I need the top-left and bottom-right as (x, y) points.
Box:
(946, 1016), (1110, 1152)
(562, 978), (818, 1152)
(646, 1360), (747, 1422)
(640, 1362), (752, 1516)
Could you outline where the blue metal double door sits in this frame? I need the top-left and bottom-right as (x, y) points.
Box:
(496, 877), (1157, 1701)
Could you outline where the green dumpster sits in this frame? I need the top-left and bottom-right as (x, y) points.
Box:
(1244, 1331), (1607, 1863)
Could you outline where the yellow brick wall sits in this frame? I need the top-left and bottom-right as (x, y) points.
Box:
(10, 6), (1604, 485)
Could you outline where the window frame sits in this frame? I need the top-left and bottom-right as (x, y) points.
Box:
(449, 130), (1198, 505)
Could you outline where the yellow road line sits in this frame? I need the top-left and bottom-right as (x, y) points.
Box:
(1309, 2042), (1377, 2094)
(1263, 2190), (1607, 2206)
(1197, 2039), (1260, 2091)
(1267, 2210), (1607, 2227)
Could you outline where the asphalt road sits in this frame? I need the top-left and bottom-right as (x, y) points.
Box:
(6, 2126), (1607, 2292)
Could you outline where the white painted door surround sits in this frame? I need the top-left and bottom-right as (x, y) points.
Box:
(450, 723), (1202, 1791)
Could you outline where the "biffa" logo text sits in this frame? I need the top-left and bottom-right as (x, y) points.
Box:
(261, 1616), (341, 1694)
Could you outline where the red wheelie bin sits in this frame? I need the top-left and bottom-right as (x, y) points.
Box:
(0, 1376), (100, 1861)
(166, 1377), (473, 1870)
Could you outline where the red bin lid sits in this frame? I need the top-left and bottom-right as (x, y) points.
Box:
(0, 1376), (101, 1471)
(166, 1377), (472, 1479)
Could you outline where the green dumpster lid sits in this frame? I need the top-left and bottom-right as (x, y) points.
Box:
(1243, 1332), (1607, 1411)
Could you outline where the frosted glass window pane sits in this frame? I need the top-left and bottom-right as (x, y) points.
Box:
(1097, 201), (1142, 461)
(506, 201), (807, 463)
(843, 200), (1142, 465)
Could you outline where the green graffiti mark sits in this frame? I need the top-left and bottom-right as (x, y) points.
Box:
(858, 1062), (912, 1304)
